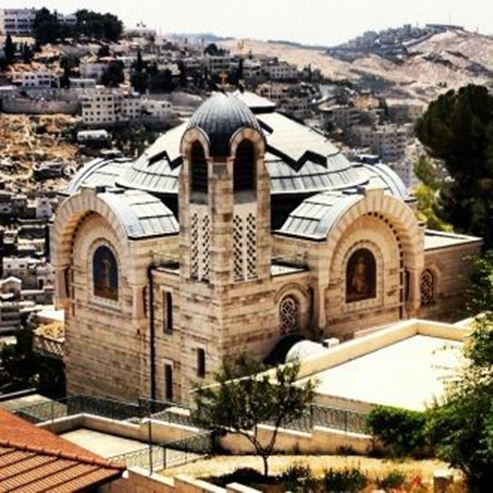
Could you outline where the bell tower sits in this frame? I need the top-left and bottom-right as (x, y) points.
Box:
(177, 93), (273, 398)
(179, 93), (270, 285)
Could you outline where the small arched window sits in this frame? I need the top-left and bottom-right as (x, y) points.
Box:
(279, 295), (299, 335)
(93, 245), (118, 301)
(233, 140), (255, 193)
(346, 248), (377, 303)
(190, 141), (208, 194)
(420, 269), (435, 306)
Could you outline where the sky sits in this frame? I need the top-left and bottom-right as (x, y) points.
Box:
(4, 0), (493, 46)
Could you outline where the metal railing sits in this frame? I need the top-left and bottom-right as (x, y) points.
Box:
(14, 395), (368, 434)
(109, 432), (213, 471)
(14, 395), (145, 424)
(266, 404), (368, 434)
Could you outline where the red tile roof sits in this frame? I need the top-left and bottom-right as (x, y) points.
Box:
(0, 408), (124, 492)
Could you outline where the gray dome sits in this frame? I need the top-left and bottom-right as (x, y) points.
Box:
(188, 93), (262, 156)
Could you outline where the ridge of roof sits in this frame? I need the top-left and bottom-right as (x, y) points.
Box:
(0, 439), (124, 470)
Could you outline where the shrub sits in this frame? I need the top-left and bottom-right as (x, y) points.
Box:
(366, 405), (428, 457)
(335, 445), (359, 456)
(280, 463), (318, 492)
(376, 469), (406, 490)
(324, 468), (368, 493)
(210, 468), (265, 487)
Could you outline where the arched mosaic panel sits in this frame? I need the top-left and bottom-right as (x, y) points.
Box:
(345, 248), (377, 303)
(93, 245), (118, 301)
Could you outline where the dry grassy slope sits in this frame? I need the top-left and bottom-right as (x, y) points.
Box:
(222, 30), (493, 102)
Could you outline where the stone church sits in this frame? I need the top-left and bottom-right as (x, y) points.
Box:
(52, 91), (481, 403)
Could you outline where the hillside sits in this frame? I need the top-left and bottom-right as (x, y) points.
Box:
(222, 29), (493, 102)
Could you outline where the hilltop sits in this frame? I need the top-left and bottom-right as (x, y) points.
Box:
(222, 28), (493, 102)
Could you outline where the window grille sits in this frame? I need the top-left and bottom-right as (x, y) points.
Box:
(420, 269), (435, 305)
(279, 295), (299, 334)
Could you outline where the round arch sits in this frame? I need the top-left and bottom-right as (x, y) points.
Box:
(318, 188), (424, 325)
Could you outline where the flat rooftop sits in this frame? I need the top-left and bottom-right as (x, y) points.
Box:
(313, 334), (464, 411)
(61, 429), (147, 458)
(424, 230), (482, 250)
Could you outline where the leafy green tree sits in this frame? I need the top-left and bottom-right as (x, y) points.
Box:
(426, 313), (493, 492)
(366, 405), (428, 457)
(194, 355), (315, 477)
(413, 156), (453, 231)
(101, 60), (124, 87)
(21, 43), (34, 64)
(416, 85), (493, 247)
(4, 34), (16, 66)
(75, 10), (123, 42)
(149, 68), (174, 93)
(131, 70), (149, 93)
(465, 251), (493, 315)
(32, 8), (60, 45)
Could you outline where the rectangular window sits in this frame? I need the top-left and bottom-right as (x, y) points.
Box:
(164, 363), (173, 401)
(163, 291), (173, 332)
(197, 348), (206, 378)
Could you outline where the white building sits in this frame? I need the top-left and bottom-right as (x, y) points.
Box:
(81, 87), (173, 126)
(266, 61), (298, 81)
(2, 257), (54, 290)
(0, 8), (37, 36)
(319, 104), (361, 131)
(11, 71), (59, 89)
(352, 124), (411, 163)
(79, 62), (108, 81)
(203, 55), (235, 75)
(69, 78), (97, 89)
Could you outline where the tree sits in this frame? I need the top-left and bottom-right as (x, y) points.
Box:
(101, 60), (124, 87)
(425, 313), (493, 492)
(416, 85), (493, 248)
(32, 8), (60, 45)
(194, 355), (315, 477)
(21, 43), (34, 64)
(149, 68), (174, 93)
(75, 10), (123, 42)
(465, 251), (493, 315)
(4, 34), (16, 66)
(413, 156), (453, 232)
(204, 43), (225, 56)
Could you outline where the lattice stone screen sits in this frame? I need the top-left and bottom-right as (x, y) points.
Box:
(233, 207), (257, 282)
(190, 210), (210, 281)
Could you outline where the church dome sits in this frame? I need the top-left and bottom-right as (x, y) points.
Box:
(188, 93), (262, 156)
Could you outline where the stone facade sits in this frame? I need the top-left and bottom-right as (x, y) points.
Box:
(52, 93), (482, 404)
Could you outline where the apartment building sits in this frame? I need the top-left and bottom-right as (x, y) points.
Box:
(351, 124), (411, 163)
(203, 54), (235, 75)
(0, 8), (75, 35)
(319, 104), (361, 131)
(265, 61), (298, 80)
(11, 72), (59, 89)
(81, 87), (173, 126)
(0, 8), (37, 36)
